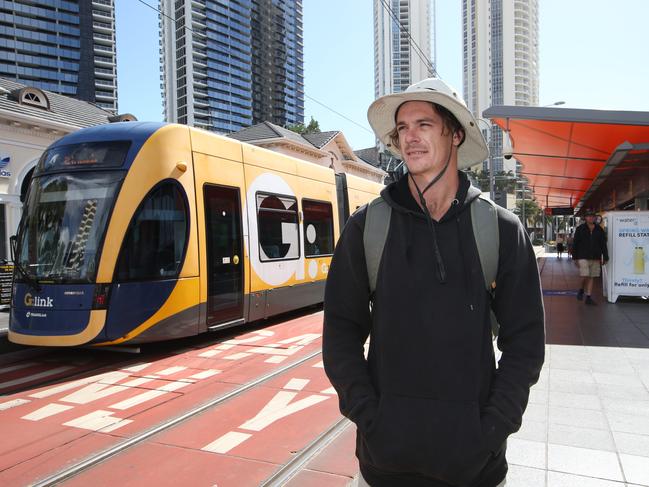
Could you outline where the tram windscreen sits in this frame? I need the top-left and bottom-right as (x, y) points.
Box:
(16, 172), (123, 283)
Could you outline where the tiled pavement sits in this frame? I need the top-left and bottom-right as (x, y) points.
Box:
(508, 252), (649, 486)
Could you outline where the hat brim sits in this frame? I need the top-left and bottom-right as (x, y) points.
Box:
(367, 92), (489, 170)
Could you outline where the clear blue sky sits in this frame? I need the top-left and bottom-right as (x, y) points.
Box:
(115, 0), (649, 150)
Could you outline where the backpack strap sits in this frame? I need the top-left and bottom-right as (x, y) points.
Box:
(471, 195), (499, 293)
(363, 197), (391, 295)
(471, 195), (500, 338)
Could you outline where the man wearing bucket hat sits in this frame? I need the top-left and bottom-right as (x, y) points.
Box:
(572, 209), (609, 305)
(323, 78), (545, 487)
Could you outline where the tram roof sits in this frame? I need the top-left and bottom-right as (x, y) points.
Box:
(483, 105), (649, 214)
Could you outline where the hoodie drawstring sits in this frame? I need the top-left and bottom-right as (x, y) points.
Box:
(410, 174), (447, 283)
(406, 138), (455, 283)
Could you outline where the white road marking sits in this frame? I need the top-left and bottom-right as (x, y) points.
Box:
(30, 371), (126, 399)
(109, 381), (189, 410)
(248, 346), (299, 356)
(122, 377), (157, 388)
(224, 352), (252, 360)
(63, 410), (132, 432)
(0, 366), (75, 389)
(189, 369), (221, 380)
(157, 366), (187, 376)
(0, 398), (30, 410)
(284, 378), (309, 391)
(216, 344), (235, 351)
(277, 334), (321, 346)
(239, 391), (329, 432)
(122, 363), (152, 373)
(198, 350), (221, 358)
(22, 403), (73, 420)
(202, 432), (252, 454)
(224, 336), (265, 345)
(60, 372), (135, 404)
(264, 356), (287, 364)
(320, 387), (337, 395)
(311, 361), (324, 368)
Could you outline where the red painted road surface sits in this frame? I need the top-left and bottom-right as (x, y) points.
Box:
(0, 311), (358, 486)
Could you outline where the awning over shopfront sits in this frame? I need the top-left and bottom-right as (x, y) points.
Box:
(483, 106), (649, 214)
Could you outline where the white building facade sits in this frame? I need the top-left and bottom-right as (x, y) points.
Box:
(374, 0), (435, 98)
(462, 0), (539, 173)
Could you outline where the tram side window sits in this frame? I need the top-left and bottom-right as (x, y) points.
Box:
(256, 193), (299, 261)
(302, 200), (334, 257)
(115, 182), (188, 281)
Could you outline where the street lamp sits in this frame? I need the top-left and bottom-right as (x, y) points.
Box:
(543, 101), (566, 107)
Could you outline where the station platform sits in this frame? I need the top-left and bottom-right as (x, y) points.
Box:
(506, 251), (649, 486)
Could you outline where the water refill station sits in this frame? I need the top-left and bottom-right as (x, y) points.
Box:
(603, 211), (649, 303)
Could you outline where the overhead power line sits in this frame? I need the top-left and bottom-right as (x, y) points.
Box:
(134, 0), (373, 135)
(378, 0), (437, 77)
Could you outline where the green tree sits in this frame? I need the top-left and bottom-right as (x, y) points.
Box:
(286, 116), (321, 135)
(514, 198), (541, 229)
(466, 169), (518, 193)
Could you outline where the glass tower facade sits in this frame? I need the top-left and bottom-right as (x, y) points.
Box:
(0, 0), (117, 111)
(462, 0), (538, 173)
(374, 0), (433, 98)
(160, 0), (303, 133)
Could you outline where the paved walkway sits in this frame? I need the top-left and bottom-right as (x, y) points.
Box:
(508, 252), (649, 486)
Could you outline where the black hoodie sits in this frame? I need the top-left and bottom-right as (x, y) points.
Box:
(323, 172), (545, 487)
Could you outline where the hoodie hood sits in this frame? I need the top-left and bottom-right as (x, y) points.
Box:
(378, 170), (482, 283)
(381, 170), (481, 222)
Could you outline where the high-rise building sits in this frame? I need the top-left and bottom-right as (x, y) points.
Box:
(374, 0), (434, 98)
(0, 0), (118, 112)
(463, 0), (539, 173)
(160, 0), (304, 133)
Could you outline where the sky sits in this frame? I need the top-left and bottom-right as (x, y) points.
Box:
(115, 0), (649, 151)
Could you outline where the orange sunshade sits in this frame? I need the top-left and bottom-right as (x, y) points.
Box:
(485, 106), (649, 209)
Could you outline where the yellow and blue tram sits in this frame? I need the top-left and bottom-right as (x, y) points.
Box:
(9, 122), (383, 346)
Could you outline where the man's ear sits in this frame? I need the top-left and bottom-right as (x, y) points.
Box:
(452, 129), (464, 146)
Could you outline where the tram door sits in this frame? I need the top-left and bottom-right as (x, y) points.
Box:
(204, 185), (244, 326)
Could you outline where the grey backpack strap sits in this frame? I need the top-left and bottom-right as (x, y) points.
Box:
(471, 195), (500, 337)
(471, 196), (499, 292)
(363, 197), (391, 295)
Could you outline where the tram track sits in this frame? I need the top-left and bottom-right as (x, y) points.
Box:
(0, 320), (279, 396)
(260, 416), (352, 486)
(31, 347), (324, 487)
(0, 348), (149, 397)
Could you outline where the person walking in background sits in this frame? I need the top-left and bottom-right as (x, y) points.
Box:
(572, 210), (609, 305)
(556, 233), (565, 259)
(567, 232), (574, 257)
(322, 77), (545, 487)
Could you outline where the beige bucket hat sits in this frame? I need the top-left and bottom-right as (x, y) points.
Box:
(367, 77), (489, 169)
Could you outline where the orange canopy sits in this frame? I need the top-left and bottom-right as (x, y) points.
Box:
(483, 106), (649, 211)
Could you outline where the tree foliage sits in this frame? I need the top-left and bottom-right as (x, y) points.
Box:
(466, 169), (518, 193)
(286, 116), (321, 135)
(514, 197), (541, 228)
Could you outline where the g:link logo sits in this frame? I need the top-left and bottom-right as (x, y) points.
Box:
(24, 293), (54, 308)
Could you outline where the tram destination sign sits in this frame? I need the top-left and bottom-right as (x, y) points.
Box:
(544, 207), (574, 216)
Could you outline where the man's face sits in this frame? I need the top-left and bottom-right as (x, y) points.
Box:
(585, 214), (596, 224)
(395, 101), (461, 180)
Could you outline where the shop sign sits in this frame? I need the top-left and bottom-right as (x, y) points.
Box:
(0, 154), (12, 177)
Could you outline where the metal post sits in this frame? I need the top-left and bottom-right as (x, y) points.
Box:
(521, 182), (526, 232)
